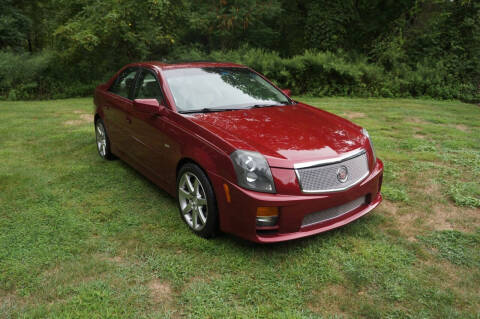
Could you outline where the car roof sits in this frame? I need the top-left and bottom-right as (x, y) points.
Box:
(130, 61), (247, 70)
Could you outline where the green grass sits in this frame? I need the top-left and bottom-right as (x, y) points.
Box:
(1, 97), (479, 318)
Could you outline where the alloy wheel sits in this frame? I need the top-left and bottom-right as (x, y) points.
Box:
(95, 121), (107, 157)
(178, 172), (208, 231)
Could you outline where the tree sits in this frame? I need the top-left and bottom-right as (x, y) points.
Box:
(304, 0), (416, 54)
(50, 0), (185, 80)
(0, 0), (31, 50)
(404, 0), (480, 83)
(184, 0), (283, 51)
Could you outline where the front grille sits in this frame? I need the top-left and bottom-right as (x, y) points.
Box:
(295, 149), (369, 193)
(301, 196), (366, 227)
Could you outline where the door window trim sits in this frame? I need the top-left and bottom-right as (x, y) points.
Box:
(134, 67), (167, 105)
(108, 67), (140, 100)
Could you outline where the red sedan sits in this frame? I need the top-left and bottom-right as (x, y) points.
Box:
(93, 62), (383, 243)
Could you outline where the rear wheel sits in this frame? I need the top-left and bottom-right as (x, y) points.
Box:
(177, 163), (218, 238)
(95, 118), (114, 160)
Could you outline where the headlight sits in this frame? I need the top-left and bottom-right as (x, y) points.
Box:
(362, 128), (377, 163)
(230, 150), (276, 193)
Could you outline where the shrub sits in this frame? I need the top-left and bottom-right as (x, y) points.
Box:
(172, 47), (387, 97)
(0, 51), (53, 100)
(164, 47), (479, 101)
(1, 47), (479, 101)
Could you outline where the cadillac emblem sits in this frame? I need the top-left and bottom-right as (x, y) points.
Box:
(336, 165), (349, 183)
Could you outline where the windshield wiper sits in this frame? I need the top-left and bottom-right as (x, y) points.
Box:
(179, 107), (243, 114)
(248, 102), (289, 109)
(180, 103), (290, 114)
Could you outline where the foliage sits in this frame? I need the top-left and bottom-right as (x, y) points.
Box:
(184, 0), (283, 50)
(0, 0), (31, 50)
(0, 0), (479, 101)
(168, 46), (479, 100)
(0, 51), (52, 100)
(304, 0), (415, 53)
(52, 0), (184, 82)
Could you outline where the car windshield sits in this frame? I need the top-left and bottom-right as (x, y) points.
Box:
(163, 67), (291, 113)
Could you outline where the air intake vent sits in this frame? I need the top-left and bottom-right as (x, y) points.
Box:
(295, 149), (369, 193)
(302, 196), (366, 227)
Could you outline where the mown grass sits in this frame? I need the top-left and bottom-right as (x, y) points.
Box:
(0, 97), (479, 318)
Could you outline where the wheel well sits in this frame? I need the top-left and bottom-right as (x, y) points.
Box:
(94, 113), (100, 123)
(176, 158), (199, 178)
(176, 157), (216, 198)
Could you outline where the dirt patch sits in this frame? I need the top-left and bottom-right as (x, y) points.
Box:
(0, 290), (31, 312)
(427, 208), (455, 231)
(95, 253), (125, 265)
(148, 278), (172, 304)
(184, 273), (221, 290)
(428, 205), (479, 232)
(342, 112), (366, 120)
(379, 200), (419, 241)
(106, 256), (124, 263)
(425, 181), (442, 198)
(410, 177), (478, 232)
(414, 134), (426, 139)
(419, 257), (480, 309)
(382, 191), (479, 236)
(406, 117), (429, 125)
(308, 284), (350, 316)
(40, 260), (102, 288)
(64, 113), (93, 126)
(395, 213), (419, 241)
(381, 200), (398, 214)
(42, 265), (61, 278)
(454, 124), (469, 132)
(0, 293), (20, 312)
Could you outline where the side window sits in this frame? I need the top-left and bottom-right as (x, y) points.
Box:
(134, 70), (164, 104)
(109, 68), (137, 99)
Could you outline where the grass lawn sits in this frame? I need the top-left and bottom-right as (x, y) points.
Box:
(1, 97), (479, 318)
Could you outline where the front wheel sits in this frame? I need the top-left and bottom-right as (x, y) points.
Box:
(177, 163), (218, 238)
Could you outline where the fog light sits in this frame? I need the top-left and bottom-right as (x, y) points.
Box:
(256, 207), (279, 227)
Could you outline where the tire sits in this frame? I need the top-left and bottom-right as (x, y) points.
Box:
(177, 163), (218, 238)
(95, 118), (115, 160)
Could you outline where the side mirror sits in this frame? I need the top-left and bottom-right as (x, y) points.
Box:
(133, 99), (167, 116)
(282, 89), (291, 96)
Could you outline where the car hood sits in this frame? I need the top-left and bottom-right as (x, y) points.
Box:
(189, 103), (366, 168)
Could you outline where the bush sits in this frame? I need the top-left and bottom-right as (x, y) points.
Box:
(0, 50), (106, 100)
(168, 47), (387, 97)
(165, 46), (479, 101)
(0, 51), (53, 100)
(1, 47), (479, 101)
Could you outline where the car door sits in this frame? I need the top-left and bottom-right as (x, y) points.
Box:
(103, 67), (138, 156)
(128, 68), (180, 186)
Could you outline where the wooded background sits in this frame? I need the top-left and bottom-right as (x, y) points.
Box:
(0, 0), (479, 101)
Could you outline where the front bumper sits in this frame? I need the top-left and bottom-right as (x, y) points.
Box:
(208, 159), (383, 243)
